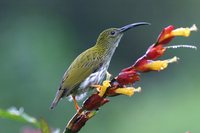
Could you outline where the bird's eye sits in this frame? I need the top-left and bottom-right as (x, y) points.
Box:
(110, 31), (116, 36)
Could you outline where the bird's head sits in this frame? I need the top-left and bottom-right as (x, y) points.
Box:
(96, 22), (150, 48)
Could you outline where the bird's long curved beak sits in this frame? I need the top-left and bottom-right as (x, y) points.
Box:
(119, 22), (150, 33)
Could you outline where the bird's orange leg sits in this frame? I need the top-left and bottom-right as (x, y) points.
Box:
(72, 95), (80, 112)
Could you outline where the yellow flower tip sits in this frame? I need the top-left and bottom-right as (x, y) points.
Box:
(145, 56), (180, 71)
(114, 87), (142, 97)
(172, 27), (190, 37)
(98, 80), (111, 97)
(144, 60), (168, 71)
(115, 87), (134, 96)
(171, 24), (197, 37)
(102, 80), (111, 88)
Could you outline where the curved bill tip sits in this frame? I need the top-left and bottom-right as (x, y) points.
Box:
(119, 22), (150, 33)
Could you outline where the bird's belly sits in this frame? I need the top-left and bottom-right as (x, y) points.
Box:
(78, 66), (107, 94)
(69, 67), (107, 101)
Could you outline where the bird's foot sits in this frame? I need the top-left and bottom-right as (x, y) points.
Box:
(72, 95), (82, 114)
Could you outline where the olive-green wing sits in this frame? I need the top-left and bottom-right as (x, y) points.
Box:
(61, 48), (103, 92)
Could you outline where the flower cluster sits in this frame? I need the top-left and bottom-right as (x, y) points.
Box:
(116, 24), (197, 85)
(64, 25), (197, 133)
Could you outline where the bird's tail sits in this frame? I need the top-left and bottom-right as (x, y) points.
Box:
(50, 88), (65, 109)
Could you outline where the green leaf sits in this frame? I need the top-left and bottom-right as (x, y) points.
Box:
(0, 107), (40, 127)
(0, 107), (60, 133)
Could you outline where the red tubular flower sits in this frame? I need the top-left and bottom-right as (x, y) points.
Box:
(71, 111), (96, 133)
(156, 25), (174, 44)
(146, 44), (166, 60)
(83, 94), (109, 111)
(116, 69), (140, 85)
(71, 115), (88, 133)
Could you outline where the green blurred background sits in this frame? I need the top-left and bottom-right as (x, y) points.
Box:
(0, 0), (199, 133)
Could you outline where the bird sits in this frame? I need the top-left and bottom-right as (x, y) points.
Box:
(50, 22), (150, 110)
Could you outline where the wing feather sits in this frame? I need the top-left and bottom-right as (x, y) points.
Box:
(61, 47), (103, 93)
